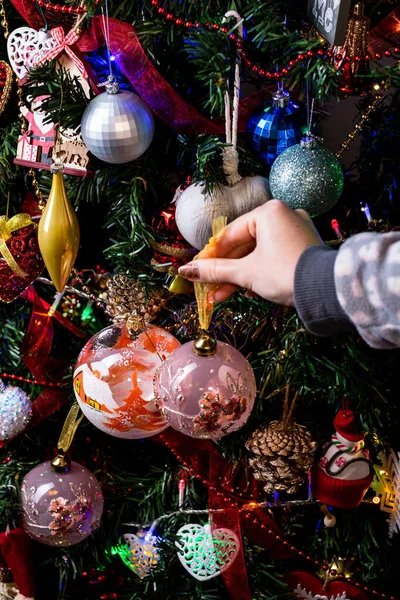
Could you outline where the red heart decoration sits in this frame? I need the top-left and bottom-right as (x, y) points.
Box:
(285, 571), (370, 600)
(0, 221), (44, 303)
(0, 61), (13, 116)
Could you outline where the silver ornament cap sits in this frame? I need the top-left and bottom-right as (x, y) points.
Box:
(272, 88), (290, 108)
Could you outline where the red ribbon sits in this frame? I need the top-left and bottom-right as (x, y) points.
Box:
(368, 7), (400, 54)
(38, 26), (88, 78)
(0, 528), (35, 598)
(0, 286), (87, 449)
(157, 429), (292, 600)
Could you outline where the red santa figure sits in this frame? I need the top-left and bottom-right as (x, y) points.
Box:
(311, 409), (374, 509)
(17, 95), (55, 165)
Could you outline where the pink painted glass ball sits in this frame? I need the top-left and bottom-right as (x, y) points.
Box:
(21, 460), (104, 547)
(73, 324), (180, 439)
(154, 341), (257, 439)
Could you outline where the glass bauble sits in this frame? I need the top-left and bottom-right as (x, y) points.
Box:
(74, 324), (180, 438)
(21, 460), (103, 546)
(269, 136), (344, 216)
(247, 89), (305, 166)
(81, 84), (154, 164)
(154, 340), (257, 439)
(0, 385), (31, 441)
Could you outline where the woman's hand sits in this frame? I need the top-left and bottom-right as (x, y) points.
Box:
(178, 200), (322, 305)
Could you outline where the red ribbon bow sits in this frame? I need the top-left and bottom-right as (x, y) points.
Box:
(39, 26), (87, 78)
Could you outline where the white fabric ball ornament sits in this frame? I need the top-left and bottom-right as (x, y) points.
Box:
(175, 176), (271, 250)
(81, 78), (154, 164)
(0, 384), (32, 441)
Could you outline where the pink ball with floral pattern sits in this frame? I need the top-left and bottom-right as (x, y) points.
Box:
(154, 340), (257, 439)
(21, 460), (103, 546)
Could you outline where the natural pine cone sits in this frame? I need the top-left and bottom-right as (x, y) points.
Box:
(103, 274), (167, 327)
(246, 420), (317, 494)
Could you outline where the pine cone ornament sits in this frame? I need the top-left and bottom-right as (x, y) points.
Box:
(103, 274), (166, 330)
(246, 387), (317, 494)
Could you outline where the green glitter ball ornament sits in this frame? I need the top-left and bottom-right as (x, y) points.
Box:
(269, 136), (344, 215)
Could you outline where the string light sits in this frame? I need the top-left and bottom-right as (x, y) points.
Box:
(159, 434), (399, 600)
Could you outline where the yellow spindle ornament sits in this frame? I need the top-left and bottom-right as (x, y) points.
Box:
(38, 163), (80, 292)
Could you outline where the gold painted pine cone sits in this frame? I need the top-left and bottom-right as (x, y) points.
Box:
(246, 420), (317, 494)
(103, 274), (166, 327)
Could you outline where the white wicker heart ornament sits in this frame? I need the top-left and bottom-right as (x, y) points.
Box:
(176, 523), (239, 581)
(7, 28), (58, 80)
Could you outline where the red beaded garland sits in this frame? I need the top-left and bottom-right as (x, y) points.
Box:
(29, 0), (92, 15)
(1, 372), (64, 388)
(159, 432), (399, 600)
(149, 0), (399, 83)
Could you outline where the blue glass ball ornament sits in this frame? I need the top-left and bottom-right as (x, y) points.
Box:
(247, 89), (305, 166)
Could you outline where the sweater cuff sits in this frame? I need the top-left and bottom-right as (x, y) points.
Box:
(294, 245), (354, 336)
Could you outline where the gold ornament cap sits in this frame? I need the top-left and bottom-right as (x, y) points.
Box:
(193, 332), (217, 357)
(51, 451), (71, 473)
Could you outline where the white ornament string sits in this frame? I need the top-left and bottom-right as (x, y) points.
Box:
(222, 11), (243, 186)
(101, 0), (113, 80)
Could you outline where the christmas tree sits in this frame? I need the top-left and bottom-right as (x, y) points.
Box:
(0, 1), (400, 599)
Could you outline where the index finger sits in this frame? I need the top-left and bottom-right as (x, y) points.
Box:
(213, 210), (257, 257)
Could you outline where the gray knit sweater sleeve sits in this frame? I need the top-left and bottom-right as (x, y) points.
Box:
(294, 232), (400, 349)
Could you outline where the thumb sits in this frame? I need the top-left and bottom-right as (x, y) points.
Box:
(178, 257), (246, 286)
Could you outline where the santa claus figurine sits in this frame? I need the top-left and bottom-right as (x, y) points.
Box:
(311, 409), (374, 509)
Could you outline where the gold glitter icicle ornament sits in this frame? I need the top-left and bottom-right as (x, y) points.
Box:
(246, 386), (317, 494)
(38, 162), (80, 292)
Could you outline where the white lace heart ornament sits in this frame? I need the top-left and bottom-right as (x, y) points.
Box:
(7, 27), (90, 96)
(122, 531), (160, 579)
(176, 523), (239, 581)
(7, 28), (57, 80)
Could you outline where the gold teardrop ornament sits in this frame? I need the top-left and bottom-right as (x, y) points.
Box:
(38, 164), (80, 292)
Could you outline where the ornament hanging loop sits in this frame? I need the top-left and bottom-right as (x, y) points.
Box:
(222, 11), (243, 187)
(51, 402), (84, 473)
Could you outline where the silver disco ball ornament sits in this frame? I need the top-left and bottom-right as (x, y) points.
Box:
(269, 136), (344, 216)
(81, 77), (155, 164)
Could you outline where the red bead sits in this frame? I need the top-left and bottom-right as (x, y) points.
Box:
(290, 546), (296, 551)
(253, 519), (258, 524)
(221, 27), (228, 33)
(236, 40), (243, 48)
(260, 524), (266, 529)
(267, 529), (273, 534)
(245, 513), (251, 519)
(265, 71), (273, 77)
(175, 18), (183, 25)
(68, 6), (74, 13)
(375, 53), (382, 59)
(274, 72), (281, 78)
(289, 60), (295, 66)
(61, 5), (68, 12)
(195, 22), (201, 28)
(306, 556), (311, 561)
(258, 69), (265, 76)
(355, 56), (361, 62)
(297, 53), (305, 60)
(307, 51), (314, 57)
(185, 22), (193, 27)
(385, 50), (392, 57)
(212, 24), (220, 30)
(394, 48), (400, 54)
(158, 7), (166, 14)
(166, 13), (174, 20)
(151, 0), (158, 5)
(282, 68), (288, 74)
(365, 55), (371, 61)
(229, 33), (237, 40)
(252, 65), (259, 72)
(327, 51), (333, 57)
(317, 49), (324, 55)
(37, 0), (44, 5)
